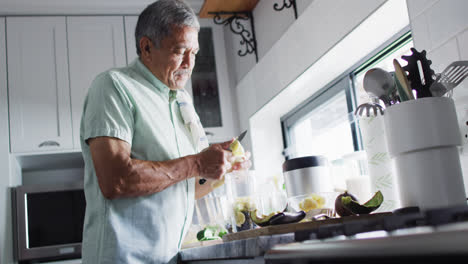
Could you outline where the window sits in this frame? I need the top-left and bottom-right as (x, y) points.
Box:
(281, 31), (413, 160)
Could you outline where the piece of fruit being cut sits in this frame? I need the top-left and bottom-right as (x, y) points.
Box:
(230, 139), (245, 157)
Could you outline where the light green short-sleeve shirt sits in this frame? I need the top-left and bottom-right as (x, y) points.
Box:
(80, 59), (197, 264)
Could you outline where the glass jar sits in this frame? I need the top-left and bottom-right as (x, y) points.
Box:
(225, 170), (256, 232)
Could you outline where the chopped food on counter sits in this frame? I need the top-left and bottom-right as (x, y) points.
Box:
(299, 193), (326, 212)
(250, 209), (305, 226)
(335, 191), (358, 217)
(342, 190), (384, 214)
(250, 210), (280, 227)
(233, 197), (255, 231)
(196, 225), (228, 241)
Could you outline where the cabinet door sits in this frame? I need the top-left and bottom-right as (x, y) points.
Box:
(68, 16), (127, 149)
(124, 16), (138, 65)
(7, 17), (73, 153)
(0, 17), (13, 264)
(194, 20), (239, 143)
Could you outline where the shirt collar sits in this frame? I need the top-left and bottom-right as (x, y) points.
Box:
(132, 58), (171, 94)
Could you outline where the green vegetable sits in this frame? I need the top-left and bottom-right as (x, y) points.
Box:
(196, 225), (228, 241)
(342, 191), (384, 215)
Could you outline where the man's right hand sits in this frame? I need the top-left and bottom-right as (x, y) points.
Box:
(195, 140), (234, 180)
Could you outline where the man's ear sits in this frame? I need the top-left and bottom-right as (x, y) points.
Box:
(139, 36), (153, 59)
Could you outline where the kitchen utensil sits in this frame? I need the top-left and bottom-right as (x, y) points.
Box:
(363, 68), (395, 106)
(199, 130), (248, 185)
(393, 59), (415, 101)
(225, 170), (256, 232)
(401, 48), (435, 98)
(387, 74), (401, 104)
(429, 61), (468, 97)
(354, 102), (384, 117)
(237, 129), (248, 143)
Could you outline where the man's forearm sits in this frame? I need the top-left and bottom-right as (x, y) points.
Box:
(89, 136), (231, 200)
(126, 155), (201, 196)
(98, 154), (200, 199)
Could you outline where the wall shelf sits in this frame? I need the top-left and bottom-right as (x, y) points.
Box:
(199, 0), (259, 62)
(199, 0), (259, 18)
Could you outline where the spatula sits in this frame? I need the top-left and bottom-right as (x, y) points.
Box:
(430, 61), (468, 97)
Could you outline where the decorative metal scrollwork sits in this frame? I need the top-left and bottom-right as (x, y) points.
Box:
(273, 0), (297, 19)
(209, 11), (258, 62)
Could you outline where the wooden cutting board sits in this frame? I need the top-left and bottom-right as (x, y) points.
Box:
(222, 212), (392, 242)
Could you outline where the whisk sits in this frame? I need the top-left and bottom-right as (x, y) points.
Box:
(355, 98), (384, 117)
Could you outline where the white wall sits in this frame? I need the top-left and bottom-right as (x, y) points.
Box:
(233, 0), (405, 174)
(223, 0), (314, 87)
(406, 0), (468, 192)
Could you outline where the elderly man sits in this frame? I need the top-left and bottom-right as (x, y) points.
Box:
(80, 0), (250, 263)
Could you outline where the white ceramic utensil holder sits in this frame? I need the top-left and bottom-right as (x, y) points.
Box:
(384, 97), (466, 210)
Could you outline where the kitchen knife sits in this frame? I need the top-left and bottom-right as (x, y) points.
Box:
(199, 130), (248, 185)
(237, 129), (248, 143)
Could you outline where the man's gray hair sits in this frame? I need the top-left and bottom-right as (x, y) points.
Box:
(135, 0), (200, 56)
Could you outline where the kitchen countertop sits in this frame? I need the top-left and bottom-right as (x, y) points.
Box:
(179, 233), (294, 262)
(178, 212), (392, 262)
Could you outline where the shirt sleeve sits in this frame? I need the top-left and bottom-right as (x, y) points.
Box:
(81, 71), (134, 145)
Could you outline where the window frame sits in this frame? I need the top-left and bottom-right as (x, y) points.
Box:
(281, 28), (412, 160)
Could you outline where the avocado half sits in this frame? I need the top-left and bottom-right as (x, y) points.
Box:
(250, 210), (278, 227)
(342, 190), (384, 214)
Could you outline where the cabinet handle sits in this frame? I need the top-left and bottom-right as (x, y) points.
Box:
(38, 140), (60, 148)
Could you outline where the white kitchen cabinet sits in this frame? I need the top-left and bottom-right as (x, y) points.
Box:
(1, 16), (14, 264)
(7, 17), (73, 153)
(67, 16), (127, 149)
(196, 19), (239, 143)
(124, 16), (138, 64)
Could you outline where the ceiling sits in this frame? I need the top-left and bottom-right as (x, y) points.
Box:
(0, 0), (205, 15)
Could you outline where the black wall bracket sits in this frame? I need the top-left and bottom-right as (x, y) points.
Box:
(273, 0), (297, 19)
(209, 11), (258, 63)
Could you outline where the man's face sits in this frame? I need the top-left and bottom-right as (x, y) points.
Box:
(145, 25), (199, 90)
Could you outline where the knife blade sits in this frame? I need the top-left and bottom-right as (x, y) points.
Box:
(237, 130), (247, 143)
(199, 130), (248, 185)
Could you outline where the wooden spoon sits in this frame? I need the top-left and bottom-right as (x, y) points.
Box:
(393, 59), (415, 100)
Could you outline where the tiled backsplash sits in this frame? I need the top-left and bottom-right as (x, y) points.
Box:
(407, 0), (468, 192)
